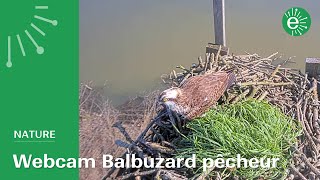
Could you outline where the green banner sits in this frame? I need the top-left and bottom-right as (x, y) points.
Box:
(0, 0), (79, 179)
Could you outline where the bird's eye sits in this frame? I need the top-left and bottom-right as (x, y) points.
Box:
(163, 98), (168, 102)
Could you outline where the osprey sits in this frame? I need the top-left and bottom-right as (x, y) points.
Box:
(159, 71), (236, 120)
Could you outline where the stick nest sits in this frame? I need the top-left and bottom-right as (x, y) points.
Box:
(104, 50), (320, 180)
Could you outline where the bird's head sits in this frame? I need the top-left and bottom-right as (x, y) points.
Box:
(158, 87), (181, 109)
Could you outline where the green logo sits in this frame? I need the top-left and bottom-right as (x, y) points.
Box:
(1, 2), (58, 69)
(282, 7), (311, 36)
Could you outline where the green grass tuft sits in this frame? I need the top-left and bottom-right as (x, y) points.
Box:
(175, 99), (301, 179)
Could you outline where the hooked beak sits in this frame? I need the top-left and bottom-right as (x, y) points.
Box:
(156, 100), (165, 112)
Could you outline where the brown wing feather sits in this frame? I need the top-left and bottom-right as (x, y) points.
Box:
(177, 72), (233, 119)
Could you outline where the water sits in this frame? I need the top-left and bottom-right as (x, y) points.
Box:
(80, 0), (320, 105)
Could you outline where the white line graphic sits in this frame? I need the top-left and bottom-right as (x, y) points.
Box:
(31, 23), (46, 36)
(25, 30), (45, 54)
(34, 15), (58, 26)
(35, 6), (48, 10)
(16, 34), (26, 57)
(7, 36), (12, 68)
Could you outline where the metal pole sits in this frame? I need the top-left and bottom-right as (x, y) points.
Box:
(213, 0), (226, 46)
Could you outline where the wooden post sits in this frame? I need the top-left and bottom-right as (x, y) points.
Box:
(306, 58), (320, 78)
(213, 0), (226, 46)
